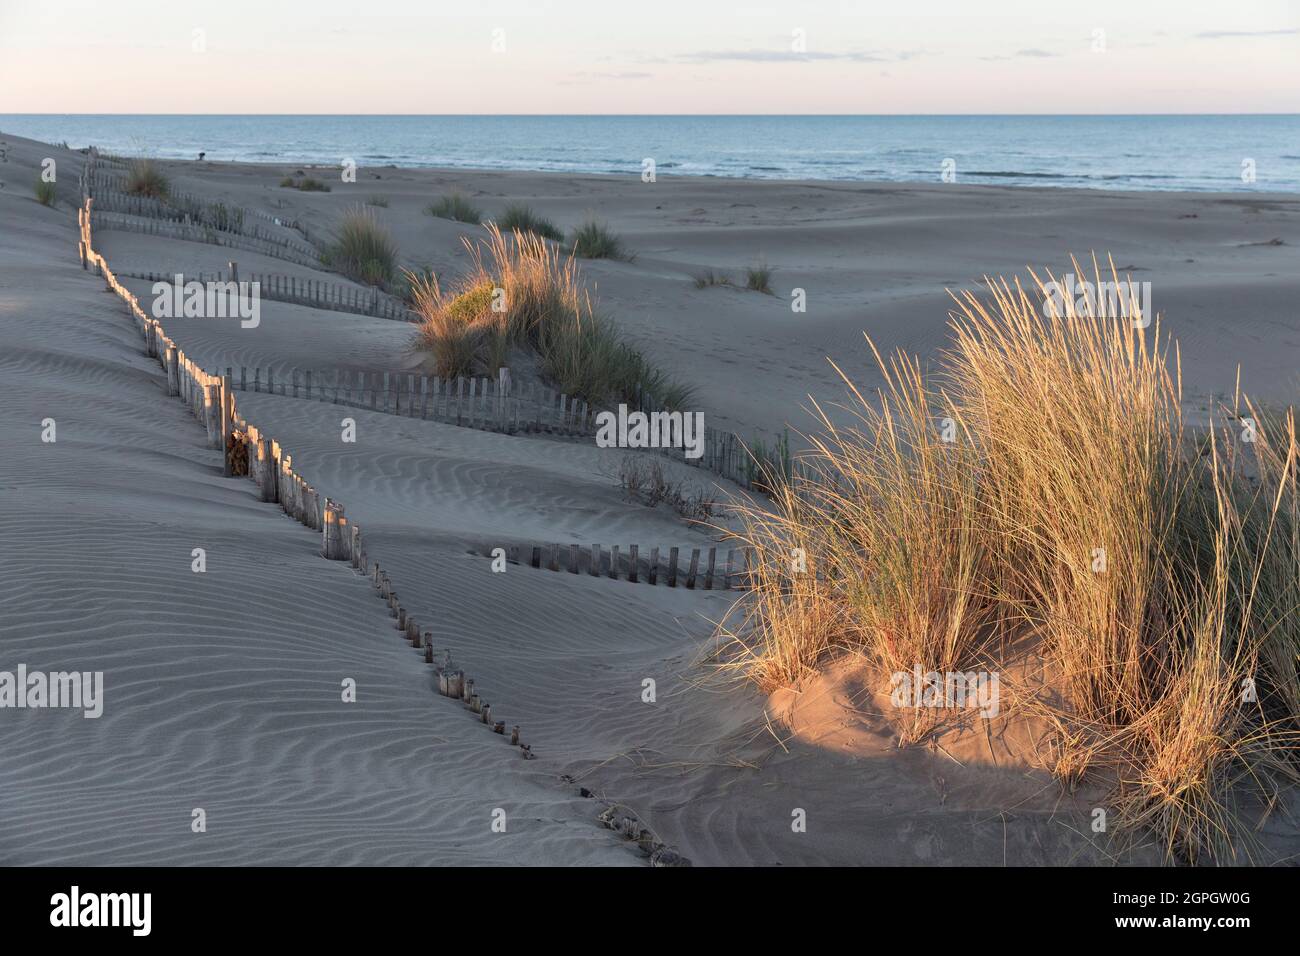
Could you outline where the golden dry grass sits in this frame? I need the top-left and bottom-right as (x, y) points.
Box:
(409, 224), (691, 407)
(719, 257), (1300, 862)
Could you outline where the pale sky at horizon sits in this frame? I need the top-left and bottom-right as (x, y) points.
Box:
(1, 0), (1297, 114)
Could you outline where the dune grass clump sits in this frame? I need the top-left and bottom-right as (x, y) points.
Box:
(35, 178), (57, 206)
(426, 192), (481, 223)
(569, 219), (632, 261)
(745, 262), (774, 294)
(722, 259), (1300, 863)
(409, 224), (689, 408)
(321, 206), (398, 287)
(496, 203), (563, 242)
(407, 272), (489, 379)
(366, 195), (389, 207)
(125, 158), (169, 199)
(280, 176), (332, 192)
(170, 196), (245, 232)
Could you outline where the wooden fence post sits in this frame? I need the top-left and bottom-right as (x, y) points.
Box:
(205, 383), (221, 449)
(322, 499), (346, 559)
(219, 374), (232, 476)
(165, 346), (179, 396)
(256, 438), (276, 502)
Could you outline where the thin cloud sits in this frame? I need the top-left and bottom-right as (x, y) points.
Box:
(1194, 28), (1298, 38)
(979, 48), (1061, 61)
(675, 49), (891, 63)
(559, 71), (653, 84)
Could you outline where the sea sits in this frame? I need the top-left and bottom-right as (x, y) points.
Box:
(2, 114), (1298, 192)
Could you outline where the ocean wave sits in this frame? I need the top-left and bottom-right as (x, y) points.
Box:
(966, 170), (1069, 179)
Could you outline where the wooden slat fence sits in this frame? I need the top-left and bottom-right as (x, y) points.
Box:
(75, 174), (552, 774)
(90, 210), (322, 268)
(77, 149), (798, 494)
(499, 543), (751, 590)
(90, 187), (317, 257)
(118, 267), (416, 322)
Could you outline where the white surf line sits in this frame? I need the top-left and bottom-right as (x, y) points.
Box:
(74, 164), (693, 866)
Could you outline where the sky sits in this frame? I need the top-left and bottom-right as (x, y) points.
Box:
(1, 0), (1297, 113)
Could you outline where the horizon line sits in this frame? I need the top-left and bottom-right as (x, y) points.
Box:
(4, 111), (1300, 118)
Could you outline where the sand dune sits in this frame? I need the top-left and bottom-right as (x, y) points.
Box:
(3, 129), (1296, 865)
(0, 137), (636, 866)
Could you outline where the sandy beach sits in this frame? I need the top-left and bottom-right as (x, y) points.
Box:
(1, 128), (1297, 868)
(98, 149), (1300, 441)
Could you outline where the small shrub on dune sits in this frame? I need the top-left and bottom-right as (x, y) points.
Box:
(34, 178), (57, 206)
(619, 456), (716, 521)
(569, 219), (632, 261)
(321, 206), (398, 287)
(125, 158), (169, 198)
(722, 259), (1300, 863)
(427, 192), (481, 223)
(691, 269), (732, 289)
(496, 203), (563, 242)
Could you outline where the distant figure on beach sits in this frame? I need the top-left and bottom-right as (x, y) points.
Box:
(198, 152), (206, 161)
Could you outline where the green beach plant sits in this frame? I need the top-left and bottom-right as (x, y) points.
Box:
(569, 219), (632, 261)
(496, 203), (563, 241)
(426, 192), (481, 223)
(321, 206), (398, 287)
(125, 158), (169, 199)
(745, 262), (774, 294)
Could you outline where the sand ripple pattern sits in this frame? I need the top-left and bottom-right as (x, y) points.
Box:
(0, 175), (633, 866)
